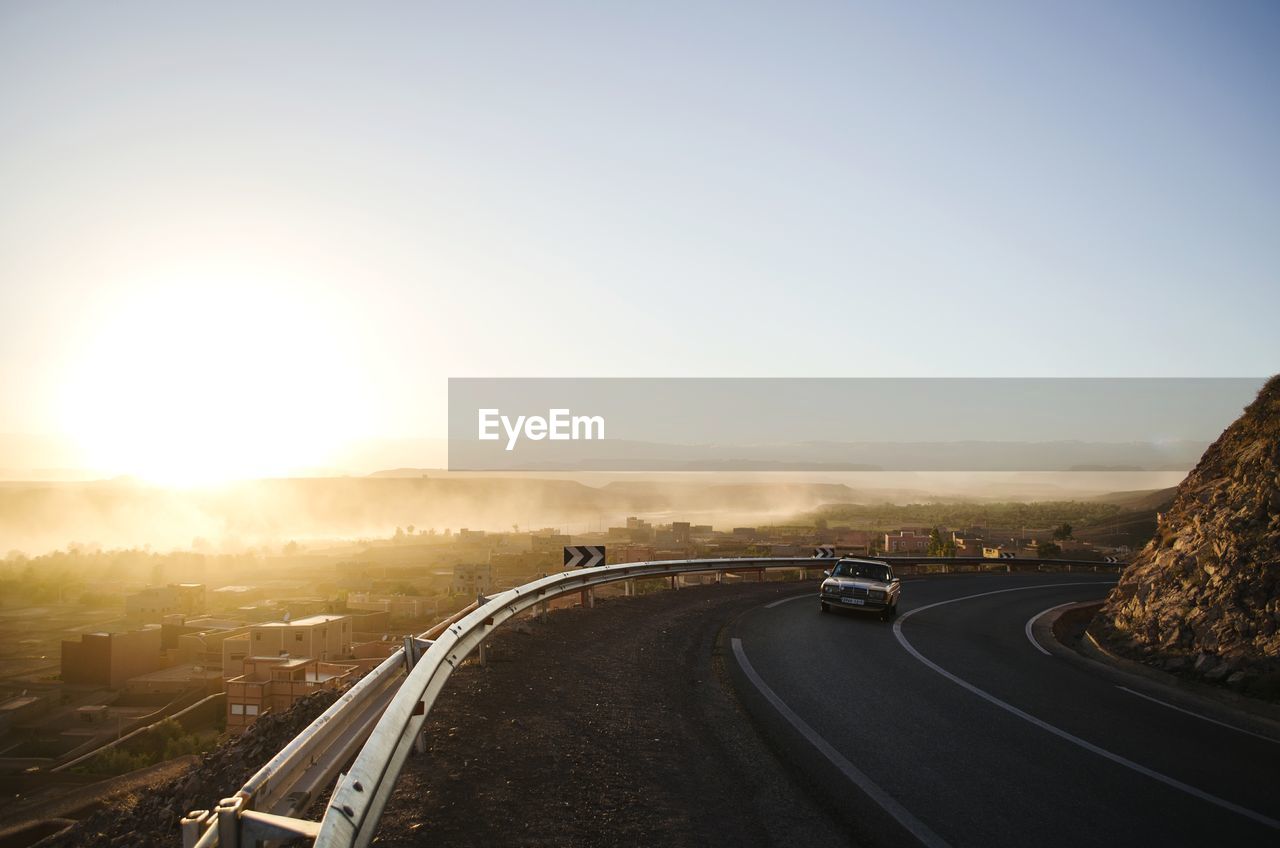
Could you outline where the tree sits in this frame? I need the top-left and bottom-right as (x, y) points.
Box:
(927, 527), (955, 557)
(1052, 523), (1073, 542)
(1038, 541), (1062, 558)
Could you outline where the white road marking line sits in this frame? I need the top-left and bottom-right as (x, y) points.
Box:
(764, 593), (813, 609)
(1115, 686), (1280, 745)
(730, 638), (951, 848)
(893, 583), (1279, 831)
(1024, 602), (1075, 656)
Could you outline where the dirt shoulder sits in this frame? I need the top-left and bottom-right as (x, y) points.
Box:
(373, 581), (849, 848)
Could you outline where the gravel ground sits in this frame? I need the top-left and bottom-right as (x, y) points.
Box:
(372, 581), (849, 848)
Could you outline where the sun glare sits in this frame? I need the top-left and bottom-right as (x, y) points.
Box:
(58, 276), (369, 486)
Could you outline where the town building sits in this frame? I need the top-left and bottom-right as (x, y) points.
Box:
(883, 530), (930, 554)
(124, 583), (207, 622)
(61, 626), (163, 688)
(451, 563), (494, 597)
(347, 592), (439, 620)
(219, 614), (353, 680)
(247, 614), (352, 662)
(836, 529), (876, 554)
(224, 656), (358, 732)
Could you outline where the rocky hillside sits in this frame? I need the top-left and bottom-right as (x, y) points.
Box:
(1091, 375), (1280, 699)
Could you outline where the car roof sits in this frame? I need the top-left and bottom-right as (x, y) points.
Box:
(836, 557), (891, 567)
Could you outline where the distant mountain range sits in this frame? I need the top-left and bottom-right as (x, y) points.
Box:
(451, 438), (1211, 472)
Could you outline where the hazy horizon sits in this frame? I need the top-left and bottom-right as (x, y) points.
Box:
(0, 468), (1184, 558)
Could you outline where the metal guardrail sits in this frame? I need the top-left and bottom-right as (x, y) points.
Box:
(180, 602), (479, 847)
(184, 555), (1122, 847)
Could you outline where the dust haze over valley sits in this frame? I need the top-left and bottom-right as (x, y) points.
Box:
(0, 470), (1185, 557)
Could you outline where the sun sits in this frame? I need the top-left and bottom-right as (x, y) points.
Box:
(59, 276), (369, 485)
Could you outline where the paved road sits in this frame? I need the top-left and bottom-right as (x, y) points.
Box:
(729, 573), (1280, 848)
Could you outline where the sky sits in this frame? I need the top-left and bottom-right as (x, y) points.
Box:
(0, 1), (1277, 480)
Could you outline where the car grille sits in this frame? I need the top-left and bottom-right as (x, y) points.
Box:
(840, 586), (869, 598)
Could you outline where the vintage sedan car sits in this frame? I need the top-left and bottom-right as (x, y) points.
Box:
(819, 558), (901, 620)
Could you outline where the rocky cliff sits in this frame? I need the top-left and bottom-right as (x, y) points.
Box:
(1091, 375), (1280, 698)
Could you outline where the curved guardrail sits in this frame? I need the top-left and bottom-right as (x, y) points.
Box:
(184, 554), (1121, 847)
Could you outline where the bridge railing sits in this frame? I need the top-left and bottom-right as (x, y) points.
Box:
(183, 554), (1122, 847)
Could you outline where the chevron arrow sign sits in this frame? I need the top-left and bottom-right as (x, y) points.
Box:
(564, 545), (606, 568)
(813, 545), (836, 558)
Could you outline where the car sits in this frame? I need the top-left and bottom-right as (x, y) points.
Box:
(819, 558), (901, 620)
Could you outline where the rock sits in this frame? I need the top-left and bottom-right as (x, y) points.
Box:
(1204, 663), (1231, 682)
(1091, 375), (1280, 697)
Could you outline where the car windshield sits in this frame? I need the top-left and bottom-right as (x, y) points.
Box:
(832, 562), (891, 583)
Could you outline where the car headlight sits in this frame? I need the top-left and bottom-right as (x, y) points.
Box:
(869, 590), (885, 600)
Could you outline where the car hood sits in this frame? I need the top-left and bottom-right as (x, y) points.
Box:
(824, 577), (892, 590)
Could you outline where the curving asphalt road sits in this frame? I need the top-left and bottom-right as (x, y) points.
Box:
(728, 573), (1280, 848)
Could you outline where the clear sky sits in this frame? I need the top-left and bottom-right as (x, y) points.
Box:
(1, 2), (1277, 480)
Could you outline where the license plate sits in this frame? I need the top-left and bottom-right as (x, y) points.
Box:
(841, 597), (865, 606)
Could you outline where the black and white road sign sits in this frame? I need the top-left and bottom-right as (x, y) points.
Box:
(999, 552), (1017, 559)
(813, 545), (836, 558)
(1104, 556), (1122, 564)
(564, 545), (606, 568)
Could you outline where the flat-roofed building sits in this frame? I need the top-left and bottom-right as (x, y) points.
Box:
(883, 530), (930, 554)
(450, 563), (494, 597)
(125, 583), (206, 622)
(952, 533), (985, 556)
(245, 614), (352, 663)
(225, 656), (357, 732)
(61, 626), (163, 689)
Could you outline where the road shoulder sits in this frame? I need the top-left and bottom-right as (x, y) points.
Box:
(1035, 602), (1280, 738)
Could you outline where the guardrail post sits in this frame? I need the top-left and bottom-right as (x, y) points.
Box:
(403, 636), (431, 753)
(216, 796), (243, 848)
(181, 810), (211, 848)
(403, 635), (417, 673)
